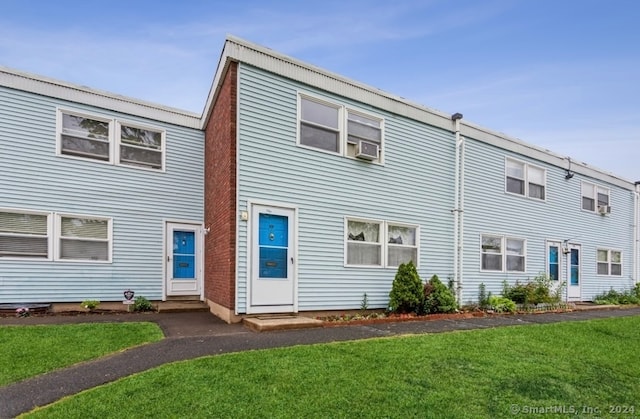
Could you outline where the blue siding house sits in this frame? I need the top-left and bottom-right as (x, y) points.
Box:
(0, 68), (205, 304)
(1, 36), (638, 321)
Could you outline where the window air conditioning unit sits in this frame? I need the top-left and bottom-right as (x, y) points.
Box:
(598, 205), (611, 215)
(355, 140), (379, 160)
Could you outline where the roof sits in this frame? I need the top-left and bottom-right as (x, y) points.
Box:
(202, 36), (635, 190)
(0, 66), (201, 129)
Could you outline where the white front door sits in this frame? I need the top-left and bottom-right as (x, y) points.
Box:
(250, 205), (296, 312)
(567, 243), (581, 300)
(165, 222), (202, 297)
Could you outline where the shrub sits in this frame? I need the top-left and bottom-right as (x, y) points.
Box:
(487, 295), (516, 313)
(423, 275), (457, 314)
(81, 300), (100, 310)
(388, 261), (423, 314)
(502, 274), (561, 305)
(478, 283), (492, 310)
(594, 288), (640, 305)
(133, 296), (155, 312)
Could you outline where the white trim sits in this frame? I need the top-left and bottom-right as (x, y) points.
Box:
(164, 220), (204, 298)
(581, 180), (611, 213)
(115, 119), (166, 172)
(0, 208), (53, 261)
(480, 233), (527, 273)
(54, 212), (113, 263)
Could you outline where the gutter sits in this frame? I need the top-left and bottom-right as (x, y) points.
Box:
(451, 113), (463, 302)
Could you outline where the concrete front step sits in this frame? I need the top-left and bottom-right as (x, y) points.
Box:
(156, 300), (209, 313)
(243, 315), (323, 332)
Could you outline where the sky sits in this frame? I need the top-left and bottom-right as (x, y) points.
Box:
(2, 0), (639, 181)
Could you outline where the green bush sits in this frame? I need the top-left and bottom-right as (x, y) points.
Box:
(388, 261), (423, 314)
(594, 288), (640, 305)
(478, 283), (492, 310)
(423, 275), (457, 314)
(488, 295), (516, 313)
(133, 296), (155, 312)
(502, 274), (561, 305)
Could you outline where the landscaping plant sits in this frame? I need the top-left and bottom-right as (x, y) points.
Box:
(133, 296), (155, 312)
(487, 295), (516, 313)
(423, 274), (457, 314)
(388, 261), (423, 314)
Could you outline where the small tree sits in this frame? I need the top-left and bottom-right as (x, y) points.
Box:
(388, 261), (423, 314)
(423, 275), (457, 314)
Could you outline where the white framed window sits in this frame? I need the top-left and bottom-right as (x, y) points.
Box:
(345, 218), (418, 268)
(581, 181), (609, 212)
(57, 108), (165, 171)
(0, 209), (51, 259)
(298, 93), (384, 163)
(58, 110), (113, 162)
(299, 96), (342, 154)
(387, 223), (418, 267)
(56, 214), (112, 262)
(597, 249), (622, 276)
(481, 234), (526, 272)
(505, 158), (546, 200)
(117, 121), (165, 170)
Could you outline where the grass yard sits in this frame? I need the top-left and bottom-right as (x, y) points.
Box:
(1, 322), (163, 386)
(24, 316), (640, 418)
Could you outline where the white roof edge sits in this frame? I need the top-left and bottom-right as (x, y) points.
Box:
(0, 66), (201, 129)
(207, 36), (635, 190)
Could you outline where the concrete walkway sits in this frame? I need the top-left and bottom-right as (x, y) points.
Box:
(2, 307), (640, 418)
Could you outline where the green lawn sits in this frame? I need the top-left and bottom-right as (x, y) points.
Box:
(24, 316), (640, 418)
(1, 322), (163, 386)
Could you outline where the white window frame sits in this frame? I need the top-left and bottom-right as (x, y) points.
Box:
(596, 248), (622, 276)
(581, 181), (610, 213)
(116, 120), (166, 171)
(480, 234), (526, 273)
(505, 157), (546, 201)
(298, 92), (384, 164)
(0, 208), (53, 260)
(57, 108), (165, 172)
(344, 217), (419, 268)
(57, 108), (114, 164)
(55, 213), (113, 263)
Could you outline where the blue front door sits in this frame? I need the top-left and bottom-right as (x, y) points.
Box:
(250, 205), (295, 310)
(166, 223), (200, 296)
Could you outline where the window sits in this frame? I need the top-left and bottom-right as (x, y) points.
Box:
(481, 234), (525, 272)
(387, 224), (418, 267)
(118, 123), (164, 169)
(597, 249), (622, 276)
(299, 97), (341, 153)
(59, 112), (111, 161)
(582, 182), (609, 212)
(0, 210), (50, 259)
(298, 94), (384, 162)
(505, 158), (546, 200)
(57, 215), (111, 262)
(346, 218), (418, 267)
(57, 109), (165, 171)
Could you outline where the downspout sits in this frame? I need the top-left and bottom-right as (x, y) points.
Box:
(451, 113), (463, 303)
(459, 129), (466, 302)
(634, 182), (640, 285)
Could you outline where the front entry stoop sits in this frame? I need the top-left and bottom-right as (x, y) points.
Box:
(243, 315), (323, 332)
(156, 300), (209, 313)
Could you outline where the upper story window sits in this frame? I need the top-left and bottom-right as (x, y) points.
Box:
(57, 109), (165, 171)
(597, 249), (622, 276)
(505, 158), (546, 200)
(0, 210), (51, 259)
(345, 218), (418, 268)
(481, 234), (526, 272)
(298, 94), (383, 163)
(582, 181), (610, 213)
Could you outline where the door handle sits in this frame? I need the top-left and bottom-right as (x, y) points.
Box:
(290, 257), (294, 264)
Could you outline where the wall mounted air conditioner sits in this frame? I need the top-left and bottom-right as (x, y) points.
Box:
(598, 205), (611, 215)
(356, 140), (379, 160)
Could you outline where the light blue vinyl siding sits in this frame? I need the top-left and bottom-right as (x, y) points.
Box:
(461, 138), (635, 303)
(0, 86), (203, 303)
(236, 64), (455, 312)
